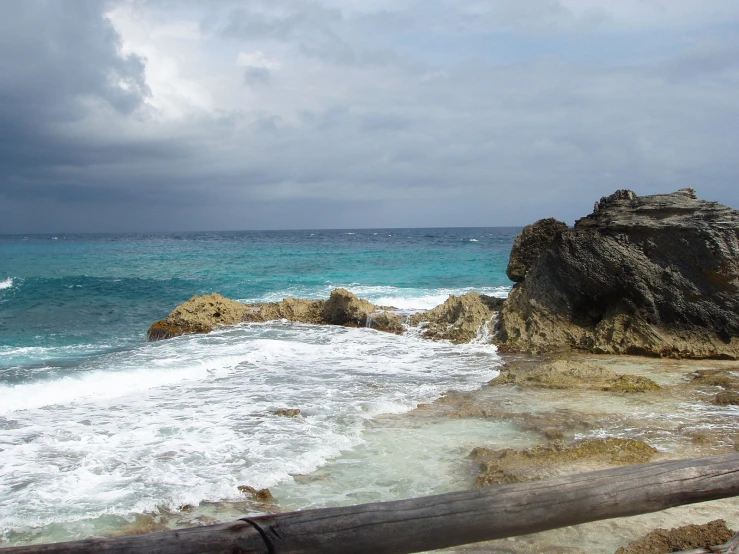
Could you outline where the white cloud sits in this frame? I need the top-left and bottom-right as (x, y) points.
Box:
(236, 51), (282, 69)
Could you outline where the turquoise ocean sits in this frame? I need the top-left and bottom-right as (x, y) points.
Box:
(0, 228), (518, 544)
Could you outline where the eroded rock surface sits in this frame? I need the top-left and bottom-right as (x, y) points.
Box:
(409, 292), (504, 344)
(614, 519), (735, 554)
(490, 360), (660, 392)
(471, 438), (657, 488)
(147, 289), (404, 340)
(498, 189), (739, 358)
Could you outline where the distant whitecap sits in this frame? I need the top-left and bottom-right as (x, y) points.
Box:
(0, 277), (13, 290)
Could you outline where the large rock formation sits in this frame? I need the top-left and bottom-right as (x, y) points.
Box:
(148, 289), (404, 341)
(498, 188), (739, 358)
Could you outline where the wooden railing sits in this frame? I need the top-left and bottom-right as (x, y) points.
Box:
(3, 453), (739, 554)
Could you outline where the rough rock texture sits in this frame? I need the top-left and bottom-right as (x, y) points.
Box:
(147, 293), (249, 340)
(506, 218), (569, 282)
(614, 519), (735, 554)
(410, 292), (504, 344)
(470, 438), (657, 489)
(498, 189), (739, 358)
(490, 360), (660, 392)
(148, 289), (404, 340)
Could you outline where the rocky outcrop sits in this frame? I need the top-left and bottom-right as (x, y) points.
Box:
(498, 189), (739, 358)
(147, 293), (249, 340)
(615, 520), (735, 554)
(147, 289), (404, 340)
(506, 218), (569, 282)
(409, 292), (504, 344)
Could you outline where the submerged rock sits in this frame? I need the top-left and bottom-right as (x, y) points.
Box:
(470, 438), (657, 489)
(490, 360), (660, 392)
(237, 485), (274, 503)
(614, 519), (735, 554)
(498, 189), (739, 358)
(410, 292), (504, 344)
(274, 408), (301, 417)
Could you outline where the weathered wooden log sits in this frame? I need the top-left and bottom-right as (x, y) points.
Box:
(3, 453), (739, 554)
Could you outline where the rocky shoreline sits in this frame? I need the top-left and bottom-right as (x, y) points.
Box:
(141, 189), (739, 553)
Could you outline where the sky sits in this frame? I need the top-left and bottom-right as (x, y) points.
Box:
(0, 0), (738, 233)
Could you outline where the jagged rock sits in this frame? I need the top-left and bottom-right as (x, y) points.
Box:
(148, 289), (402, 340)
(321, 288), (376, 326)
(147, 293), (249, 341)
(498, 189), (739, 358)
(243, 297), (325, 325)
(410, 292), (504, 344)
(506, 218), (569, 282)
(366, 311), (405, 334)
(614, 519), (735, 554)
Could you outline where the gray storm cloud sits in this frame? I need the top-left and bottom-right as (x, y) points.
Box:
(0, 0), (738, 233)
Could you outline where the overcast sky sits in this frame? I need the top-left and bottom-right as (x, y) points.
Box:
(1, 0), (738, 233)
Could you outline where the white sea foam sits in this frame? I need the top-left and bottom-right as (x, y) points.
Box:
(0, 322), (501, 534)
(242, 284), (510, 312)
(0, 277), (13, 290)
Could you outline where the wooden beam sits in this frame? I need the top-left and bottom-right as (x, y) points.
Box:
(4, 453), (739, 554)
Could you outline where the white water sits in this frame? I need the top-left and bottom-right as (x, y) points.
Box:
(0, 277), (12, 290)
(0, 322), (501, 537)
(244, 284), (510, 312)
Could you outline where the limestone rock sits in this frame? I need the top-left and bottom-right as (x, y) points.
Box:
(489, 360), (660, 392)
(498, 189), (739, 358)
(243, 297), (325, 325)
(275, 408), (301, 417)
(471, 438), (657, 489)
(506, 218), (568, 282)
(410, 292), (504, 344)
(237, 485), (274, 503)
(614, 519), (735, 554)
(321, 288), (376, 326)
(147, 293), (249, 341)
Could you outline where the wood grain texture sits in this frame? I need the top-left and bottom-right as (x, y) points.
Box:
(3, 453), (739, 554)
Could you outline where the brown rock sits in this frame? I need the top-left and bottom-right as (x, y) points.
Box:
(275, 408), (301, 417)
(321, 288), (376, 326)
(147, 293), (249, 341)
(614, 519), (735, 554)
(237, 485), (274, 503)
(410, 292), (504, 344)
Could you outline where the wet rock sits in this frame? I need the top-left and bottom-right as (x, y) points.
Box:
(147, 293), (249, 341)
(410, 292), (504, 344)
(244, 297), (325, 325)
(614, 519), (735, 554)
(714, 390), (739, 406)
(148, 289), (403, 340)
(490, 360), (659, 393)
(602, 374), (661, 393)
(689, 369), (739, 405)
(498, 189), (739, 358)
(275, 408), (301, 417)
(107, 514), (170, 537)
(321, 288), (377, 326)
(238, 485), (274, 503)
(366, 311), (405, 334)
(507, 218), (569, 283)
(470, 438), (657, 488)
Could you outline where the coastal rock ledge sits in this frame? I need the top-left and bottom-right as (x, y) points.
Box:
(497, 188), (739, 359)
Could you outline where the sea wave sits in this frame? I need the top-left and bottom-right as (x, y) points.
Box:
(0, 322), (500, 533)
(0, 277), (13, 290)
(240, 284), (510, 312)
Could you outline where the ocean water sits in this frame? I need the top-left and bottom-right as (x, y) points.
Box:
(0, 228), (517, 544)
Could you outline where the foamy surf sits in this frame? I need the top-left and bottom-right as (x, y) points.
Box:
(0, 321), (500, 535)
(0, 277), (12, 290)
(242, 284), (510, 312)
